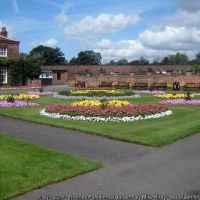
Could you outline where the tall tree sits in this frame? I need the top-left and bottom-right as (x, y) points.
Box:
(29, 45), (67, 65)
(129, 57), (149, 65)
(107, 60), (116, 65)
(68, 57), (79, 65)
(116, 58), (128, 65)
(194, 52), (200, 64)
(69, 51), (102, 65)
(161, 56), (171, 65)
(162, 52), (189, 65)
(78, 50), (102, 65)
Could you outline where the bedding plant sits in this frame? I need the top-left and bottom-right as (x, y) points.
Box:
(41, 100), (172, 122)
(58, 89), (133, 97)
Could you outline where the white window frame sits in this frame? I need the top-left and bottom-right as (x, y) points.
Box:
(0, 66), (8, 84)
(39, 71), (52, 79)
(0, 48), (7, 57)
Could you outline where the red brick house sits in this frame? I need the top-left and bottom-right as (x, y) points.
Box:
(0, 27), (20, 84)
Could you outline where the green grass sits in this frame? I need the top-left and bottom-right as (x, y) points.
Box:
(0, 134), (101, 200)
(0, 95), (200, 147)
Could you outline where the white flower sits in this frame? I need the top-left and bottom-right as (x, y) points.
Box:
(40, 109), (172, 123)
(53, 93), (140, 100)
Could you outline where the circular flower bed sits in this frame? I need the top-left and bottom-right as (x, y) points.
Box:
(41, 101), (172, 122)
(54, 89), (140, 100)
(161, 99), (200, 106)
(0, 94), (39, 100)
(54, 93), (140, 100)
(154, 93), (186, 99)
(0, 100), (39, 108)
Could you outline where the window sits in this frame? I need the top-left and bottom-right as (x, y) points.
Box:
(57, 72), (61, 80)
(0, 66), (7, 84)
(39, 71), (52, 79)
(0, 48), (7, 57)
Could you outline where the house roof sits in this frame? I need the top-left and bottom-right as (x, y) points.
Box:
(0, 35), (20, 44)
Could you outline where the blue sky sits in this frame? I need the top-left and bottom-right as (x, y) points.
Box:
(1, 0), (200, 62)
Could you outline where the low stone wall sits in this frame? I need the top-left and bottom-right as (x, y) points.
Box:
(74, 74), (200, 86)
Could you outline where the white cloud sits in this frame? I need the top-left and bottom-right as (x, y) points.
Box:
(177, 0), (200, 12)
(93, 3), (200, 61)
(30, 38), (58, 48)
(139, 26), (200, 51)
(64, 13), (140, 39)
(55, 14), (68, 23)
(12, 0), (19, 14)
(39, 38), (58, 47)
(93, 39), (174, 62)
(163, 10), (200, 28)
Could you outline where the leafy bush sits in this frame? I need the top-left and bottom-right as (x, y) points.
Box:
(0, 57), (41, 86)
(58, 90), (133, 97)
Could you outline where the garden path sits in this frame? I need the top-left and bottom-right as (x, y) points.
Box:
(0, 116), (200, 199)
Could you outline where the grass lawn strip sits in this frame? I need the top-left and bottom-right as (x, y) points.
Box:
(0, 95), (199, 147)
(0, 134), (101, 200)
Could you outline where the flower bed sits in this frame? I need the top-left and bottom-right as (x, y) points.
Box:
(44, 103), (168, 117)
(0, 94), (39, 100)
(53, 93), (140, 100)
(136, 90), (166, 94)
(191, 93), (200, 97)
(155, 93), (186, 99)
(41, 101), (172, 122)
(58, 89), (133, 97)
(0, 100), (39, 108)
(161, 99), (200, 106)
(72, 100), (130, 107)
(27, 91), (53, 96)
(40, 109), (172, 122)
(0, 84), (41, 90)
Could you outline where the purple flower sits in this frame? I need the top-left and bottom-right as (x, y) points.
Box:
(28, 91), (53, 96)
(160, 99), (200, 105)
(0, 100), (39, 108)
(138, 90), (166, 94)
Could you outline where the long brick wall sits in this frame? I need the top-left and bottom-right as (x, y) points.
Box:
(41, 65), (199, 85)
(74, 74), (200, 86)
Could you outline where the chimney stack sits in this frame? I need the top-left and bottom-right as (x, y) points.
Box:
(0, 27), (8, 37)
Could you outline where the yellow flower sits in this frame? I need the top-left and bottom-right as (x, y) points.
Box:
(154, 93), (186, 99)
(71, 100), (130, 107)
(0, 94), (39, 100)
(71, 90), (124, 95)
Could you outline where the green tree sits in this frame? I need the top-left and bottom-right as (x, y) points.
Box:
(190, 52), (200, 65)
(129, 57), (149, 65)
(7, 58), (24, 85)
(23, 55), (41, 81)
(107, 60), (116, 65)
(69, 51), (102, 65)
(161, 56), (171, 65)
(1, 56), (41, 86)
(116, 58), (128, 65)
(29, 45), (67, 65)
(162, 52), (189, 65)
(191, 65), (200, 74)
(68, 57), (80, 65)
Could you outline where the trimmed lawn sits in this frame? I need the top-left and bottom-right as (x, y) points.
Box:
(0, 95), (200, 147)
(0, 134), (101, 200)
